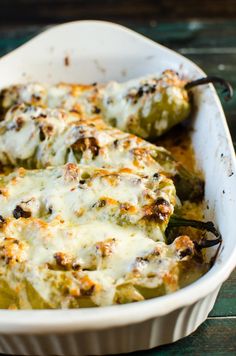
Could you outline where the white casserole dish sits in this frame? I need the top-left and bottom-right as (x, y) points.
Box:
(0, 20), (235, 356)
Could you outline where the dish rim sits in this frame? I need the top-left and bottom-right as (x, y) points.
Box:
(0, 20), (235, 334)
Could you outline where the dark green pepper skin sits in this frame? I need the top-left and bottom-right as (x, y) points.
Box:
(101, 70), (191, 139)
(0, 71), (191, 140)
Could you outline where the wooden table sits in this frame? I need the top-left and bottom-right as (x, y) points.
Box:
(0, 21), (235, 355)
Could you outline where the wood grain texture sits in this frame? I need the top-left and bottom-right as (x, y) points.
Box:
(0, 20), (235, 355)
(0, 0), (236, 25)
(133, 319), (236, 355)
(210, 270), (236, 317)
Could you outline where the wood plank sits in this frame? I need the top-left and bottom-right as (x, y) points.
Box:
(0, 26), (42, 57)
(131, 22), (236, 117)
(132, 21), (236, 49)
(1, 1), (236, 26)
(133, 318), (236, 355)
(210, 269), (236, 317)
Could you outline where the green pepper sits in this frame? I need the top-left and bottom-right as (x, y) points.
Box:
(0, 103), (203, 201)
(0, 73), (232, 139)
(101, 70), (191, 139)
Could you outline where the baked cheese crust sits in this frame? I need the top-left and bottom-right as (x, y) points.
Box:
(0, 163), (175, 241)
(0, 71), (209, 309)
(0, 103), (179, 178)
(0, 163), (197, 309)
(0, 70), (190, 138)
(0, 217), (194, 308)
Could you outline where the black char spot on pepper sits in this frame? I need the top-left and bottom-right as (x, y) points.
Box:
(179, 247), (193, 259)
(135, 256), (149, 264)
(13, 205), (31, 219)
(0, 215), (5, 226)
(98, 199), (106, 207)
(137, 87), (144, 97)
(153, 173), (160, 180)
(113, 139), (119, 148)
(71, 137), (100, 158)
(80, 284), (95, 297)
(72, 262), (81, 271)
(93, 106), (101, 114)
(150, 85), (156, 93)
(32, 94), (41, 101)
(92, 199), (106, 208)
(144, 198), (171, 222)
(39, 127), (46, 141)
(15, 117), (24, 131)
(64, 56), (70, 66)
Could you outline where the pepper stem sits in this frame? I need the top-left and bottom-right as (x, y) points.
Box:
(185, 76), (233, 101)
(167, 215), (222, 248)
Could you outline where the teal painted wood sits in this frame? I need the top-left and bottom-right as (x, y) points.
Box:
(0, 21), (235, 355)
(210, 269), (236, 317)
(133, 318), (236, 355)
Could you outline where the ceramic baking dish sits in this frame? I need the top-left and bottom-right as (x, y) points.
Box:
(0, 21), (235, 356)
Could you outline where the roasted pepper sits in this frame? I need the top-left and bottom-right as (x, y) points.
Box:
(0, 103), (203, 201)
(0, 72), (232, 139)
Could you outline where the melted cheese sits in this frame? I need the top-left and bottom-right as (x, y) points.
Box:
(101, 71), (189, 138)
(0, 164), (198, 308)
(0, 72), (203, 309)
(0, 104), (177, 177)
(1, 82), (99, 119)
(0, 70), (190, 138)
(0, 163), (176, 241)
(0, 218), (194, 308)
